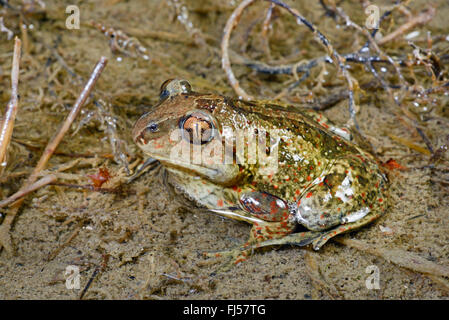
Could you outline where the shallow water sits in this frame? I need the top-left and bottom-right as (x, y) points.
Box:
(0, 0), (448, 299)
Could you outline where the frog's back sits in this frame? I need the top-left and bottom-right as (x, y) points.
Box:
(214, 97), (386, 203)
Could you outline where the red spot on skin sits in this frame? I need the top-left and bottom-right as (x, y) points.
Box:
(295, 190), (301, 195)
(306, 192), (313, 198)
(378, 198), (383, 203)
(232, 185), (238, 191)
(273, 185), (279, 189)
(322, 123), (329, 129)
(345, 170), (349, 174)
(310, 166), (314, 170)
(306, 176), (312, 181)
(285, 177), (290, 181)
(319, 182), (324, 187)
(361, 192), (366, 198)
(318, 161), (321, 166)
(217, 199), (224, 207)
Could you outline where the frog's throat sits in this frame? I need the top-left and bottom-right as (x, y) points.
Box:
(161, 160), (240, 186)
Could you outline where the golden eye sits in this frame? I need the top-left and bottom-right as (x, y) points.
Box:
(180, 111), (215, 145)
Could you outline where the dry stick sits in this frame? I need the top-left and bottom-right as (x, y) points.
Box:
(336, 7), (407, 91)
(222, 0), (256, 101)
(222, 0), (360, 129)
(377, 6), (436, 46)
(0, 57), (108, 254)
(46, 222), (83, 261)
(0, 174), (57, 209)
(268, 0), (359, 128)
(335, 238), (449, 291)
(0, 37), (21, 167)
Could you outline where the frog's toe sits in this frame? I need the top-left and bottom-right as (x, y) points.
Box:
(201, 247), (249, 272)
(311, 234), (331, 251)
(201, 248), (234, 259)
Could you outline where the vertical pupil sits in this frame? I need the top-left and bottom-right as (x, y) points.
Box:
(183, 115), (213, 144)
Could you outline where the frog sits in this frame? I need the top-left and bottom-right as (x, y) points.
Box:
(132, 79), (388, 269)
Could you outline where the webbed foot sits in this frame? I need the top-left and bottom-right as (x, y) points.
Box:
(201, 245), (251, 272)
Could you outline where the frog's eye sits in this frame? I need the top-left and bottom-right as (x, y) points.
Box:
(180, 111), (216, 145)
(146, 122), (159, 133)
(159, 79), (192, 100)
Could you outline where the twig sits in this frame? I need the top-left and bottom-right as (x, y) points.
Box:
(49, 182), (130, 195)
(222, 0), (361, 130)
(46, 222), (83, 261)
(335, 238), (449, 292)
(79, 254), (109, 300)
(0, 57), (108, 255)
(24, 56), (108, 187)
(0, 37), (21, 167)
(377, 6), (436, 46)
(0, 174), (56, 209)
(221, 0), (256, 101)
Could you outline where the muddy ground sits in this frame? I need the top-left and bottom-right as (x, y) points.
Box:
(0, 0), (448, 299)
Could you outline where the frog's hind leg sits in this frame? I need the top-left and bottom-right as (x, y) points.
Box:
(244, 229), (322, 251)
(311, 206), (385, 250)
(200, 231), (319, 272)
(295, 154), (388, 250)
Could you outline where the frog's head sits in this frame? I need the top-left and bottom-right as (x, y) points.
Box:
(132, 79), (240, 185)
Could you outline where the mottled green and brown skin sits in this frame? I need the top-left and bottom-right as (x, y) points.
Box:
(132, 79), (388, 268)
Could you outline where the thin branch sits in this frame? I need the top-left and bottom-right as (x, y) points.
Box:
(0, 57), (108, 254)
(0, 174), (56, 209)
(0, 37), (21, 167)
(377, 6), (435, 46)
(221, 0), (256, 101)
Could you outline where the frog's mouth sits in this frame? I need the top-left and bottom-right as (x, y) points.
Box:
(156, 157), (241, 186)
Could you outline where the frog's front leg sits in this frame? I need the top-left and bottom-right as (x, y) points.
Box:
(203, 191), (297, 269)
